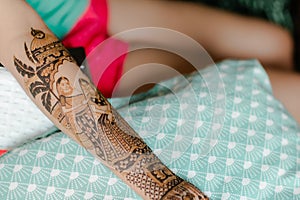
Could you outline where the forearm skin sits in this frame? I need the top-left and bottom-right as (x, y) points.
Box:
(0, 1), (208, 199)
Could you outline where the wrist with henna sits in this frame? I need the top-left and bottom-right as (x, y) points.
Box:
(13, 28), (208, 199)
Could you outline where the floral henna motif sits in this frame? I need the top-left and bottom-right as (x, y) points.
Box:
(14, 28), (208, 199)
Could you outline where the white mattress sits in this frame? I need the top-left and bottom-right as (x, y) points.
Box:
(0, 67), (54, 149)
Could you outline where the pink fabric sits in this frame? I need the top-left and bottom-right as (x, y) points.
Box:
(0, 150), (7, 157)
(62, 0), (128, 97)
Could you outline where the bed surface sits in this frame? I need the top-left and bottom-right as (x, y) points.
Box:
(0, 60), (299, 199)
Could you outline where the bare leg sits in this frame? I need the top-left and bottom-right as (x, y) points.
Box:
(266, 68), (300, 124)
(107, 0), (299, 124)
(108, 0), (293, 72)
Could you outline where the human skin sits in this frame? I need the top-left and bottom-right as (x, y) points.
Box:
(1, 0), (299, 198)
(108, 0), (293, 71)
(266, 67), (300, 124)
(0, 0), (208, 199)
(107, 0), (299, 123)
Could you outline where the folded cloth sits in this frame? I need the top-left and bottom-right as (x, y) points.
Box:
(0, 67), (54, 152)
(1, 60), (299, 199)
(0, 150), (7, 156)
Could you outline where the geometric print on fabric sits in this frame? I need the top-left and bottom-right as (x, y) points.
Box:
(0, 60), (299, 199)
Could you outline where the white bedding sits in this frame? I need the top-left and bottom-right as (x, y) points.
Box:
(0, 67), (54, 149)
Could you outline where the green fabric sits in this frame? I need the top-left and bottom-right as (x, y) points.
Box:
(25, 0), (89, 39)
(188, 0), (293, 31)
(0, 60), (299, 199)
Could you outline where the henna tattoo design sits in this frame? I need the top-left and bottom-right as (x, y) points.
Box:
(14, 28), (208, 199)
(14, 28), (75, 113)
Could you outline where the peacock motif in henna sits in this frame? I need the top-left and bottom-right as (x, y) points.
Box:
(14, 28), (208, 200)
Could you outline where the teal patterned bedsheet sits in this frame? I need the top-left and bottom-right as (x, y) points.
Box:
(0, 60), (299, 199)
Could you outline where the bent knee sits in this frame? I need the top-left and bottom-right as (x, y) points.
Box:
(253, 22), (294, 70)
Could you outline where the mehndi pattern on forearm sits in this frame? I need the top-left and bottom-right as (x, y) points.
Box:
(14, 28), (75, 113)
(14, 28), (208, 200)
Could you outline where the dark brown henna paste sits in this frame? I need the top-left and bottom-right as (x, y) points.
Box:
(14, 28), (75, 113)
(14, 28), (208, 200)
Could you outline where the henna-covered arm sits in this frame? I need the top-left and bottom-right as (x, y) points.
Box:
(0, 1), (208, 199)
